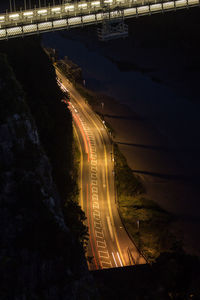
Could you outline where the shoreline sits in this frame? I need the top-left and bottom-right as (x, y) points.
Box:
(90, 91), (200, 257)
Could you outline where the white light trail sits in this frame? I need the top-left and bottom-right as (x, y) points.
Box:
(112, 252), (118, 267)
(117, 252), (123, 267)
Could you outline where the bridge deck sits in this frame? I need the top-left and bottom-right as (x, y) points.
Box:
(0, 0), (199, 40)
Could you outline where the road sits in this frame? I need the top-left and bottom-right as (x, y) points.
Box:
(56, 68), (146, 270)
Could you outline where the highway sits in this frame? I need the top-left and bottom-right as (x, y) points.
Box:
(56, 68), (146, 270)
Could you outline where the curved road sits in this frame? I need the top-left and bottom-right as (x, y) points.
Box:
(56, 68), (146, 270)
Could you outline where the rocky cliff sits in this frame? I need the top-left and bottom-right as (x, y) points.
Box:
(0, 54), (95, 299)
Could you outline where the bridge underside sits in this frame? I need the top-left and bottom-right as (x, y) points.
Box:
(0, 0), (199, 40)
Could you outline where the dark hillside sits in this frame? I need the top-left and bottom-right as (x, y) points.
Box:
(0, 37), (72, 202)
(0, 53), (95, 299)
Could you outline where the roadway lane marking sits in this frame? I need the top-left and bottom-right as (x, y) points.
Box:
(90, 184), (102, 269)
(93, 202), (99, 209)
(106, 215), (114, 241)
(94, 221), (102, 229)
(93, 215), (101, 222)
(97, 241), (107, 248)
(91, 173), (97, 179)
(93, 210), (100, 217)
(91, 180), (97, 185)
(103, 142), (126, 266)
(96, 231), (104, 238)
(71, 110), (89, 161)
(86, 183), (98, 269)
(92, 194), (98, 201)
(92, 186), (98, 193)
(99, 251), (109, 258)
(57, 71), (121, 270)
(95, 227), (103, 233)
(76, 97), (126, 266)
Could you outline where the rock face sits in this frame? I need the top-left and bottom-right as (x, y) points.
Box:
(0, 54), (95, 299)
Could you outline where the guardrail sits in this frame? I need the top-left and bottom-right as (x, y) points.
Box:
(0, 0), (199, 40)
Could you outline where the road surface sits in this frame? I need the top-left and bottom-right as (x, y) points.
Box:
(56, 68), (146, 270)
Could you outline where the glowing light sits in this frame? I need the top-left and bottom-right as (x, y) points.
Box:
(51, 7), (61, 12)
(104, 0), (113, 3)
(78, 3), (88, 8)
(9, 13), (19, 19)
(117, 252), (123, 267)
(91, 1), (100, 5)
(112, 252), (118, 267)
(65, 5), (74, 11)
(23, 11), (33, 16)
(37, 9), (47, 14)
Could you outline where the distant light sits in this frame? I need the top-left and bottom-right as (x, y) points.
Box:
(104, 0), (113, 3)
(78, 3), (88, 8)
(37, 9), (47, 14)
(23, 11), (33, 16)
(9, 13), (19, 19)
(51, 7), (61, 12)
(91, 1), (100, 6)
(0, 16), (5, 20)
(65, 5), (74, 11)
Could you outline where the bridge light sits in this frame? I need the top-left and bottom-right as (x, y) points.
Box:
(104, 0), (113, 3)
(91, 1), (100, 6)
(51, 7), (61, 12)
(37, 9), (47, 15)
(78, 3), (88, 9)
(23, 11), (33, 16)
(9, 13), (20, 19)
(65, 5), (74, 11)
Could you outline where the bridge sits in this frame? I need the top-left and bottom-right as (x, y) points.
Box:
(0, 0), (199, 40)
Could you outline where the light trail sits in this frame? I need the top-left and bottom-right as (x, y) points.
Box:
(112, 252), (118, 267)
(56, 68), (147, 269)
(69, 90), (127, 266)
(117, 252), (123, 267)
(70, 108), (90, 162)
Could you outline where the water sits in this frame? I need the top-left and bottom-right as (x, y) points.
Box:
(43, 31), (200, 174)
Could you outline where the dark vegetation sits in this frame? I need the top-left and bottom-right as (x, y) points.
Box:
(0, 36), (88, 248)
(114, 143), (178, 261)
(93, 251), (200, 299)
